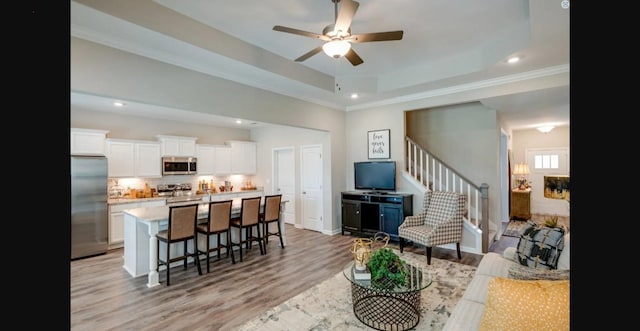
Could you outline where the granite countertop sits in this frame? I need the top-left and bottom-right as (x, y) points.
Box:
(108, 196), (168, 204)
(108, 188), (264, 205)
(123, 205), (212, 222)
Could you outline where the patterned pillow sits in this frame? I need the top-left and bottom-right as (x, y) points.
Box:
(516, 220), (565, 270)
(479, 278), (570, 331)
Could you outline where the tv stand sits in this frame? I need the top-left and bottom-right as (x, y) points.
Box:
(341, 191), (413, 241)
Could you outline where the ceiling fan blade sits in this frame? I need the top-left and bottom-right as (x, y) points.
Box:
(273, 25), (330, 41)
(348, 31), (404, 43)
(344, 48), (364, 66)
(334, 0), (359, 34)
(295, 46), (324, 62)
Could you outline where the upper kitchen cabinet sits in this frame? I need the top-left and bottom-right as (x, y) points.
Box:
(196, 144), (216, 175)
(230, 141), (257, 174)
(135, 142), (162, 178)
(156, 135), (197, 157)
(106, 139), (135, 177)
(106, 139), (161, 178)
(70, 128), (109, 156)
(214, 146), (232, 175)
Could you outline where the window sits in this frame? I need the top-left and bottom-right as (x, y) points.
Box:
(534, 154), (559, 169)
(526, 148), (568, 175)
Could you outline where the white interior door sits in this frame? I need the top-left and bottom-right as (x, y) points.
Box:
(274, 147), (295, 225)
(301, 145), (323, 232)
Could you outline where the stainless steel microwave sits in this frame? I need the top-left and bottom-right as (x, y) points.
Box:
(162, 156), (197, 175)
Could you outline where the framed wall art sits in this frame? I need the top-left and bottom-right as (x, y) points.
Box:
(543, 175), (570, 200)
(368, 129), (390, 159)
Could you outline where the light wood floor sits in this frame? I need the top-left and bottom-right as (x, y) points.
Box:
(70, 224), (497, 330)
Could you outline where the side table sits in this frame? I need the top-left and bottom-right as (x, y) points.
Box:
(342, 261), (432, 331)
(510, 189), (531, 220)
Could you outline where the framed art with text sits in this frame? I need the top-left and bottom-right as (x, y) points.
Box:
(368, 129), (390, 159)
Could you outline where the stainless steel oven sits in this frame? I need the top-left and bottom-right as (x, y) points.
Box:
(162, 156), (197, 175)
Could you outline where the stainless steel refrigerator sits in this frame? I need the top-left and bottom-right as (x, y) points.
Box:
(71, 155), (109, 260)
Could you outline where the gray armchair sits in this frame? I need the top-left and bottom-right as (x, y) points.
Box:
(398, 190), (466, 265)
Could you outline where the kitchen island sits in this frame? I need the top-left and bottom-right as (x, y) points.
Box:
(123, 199), (287, 288)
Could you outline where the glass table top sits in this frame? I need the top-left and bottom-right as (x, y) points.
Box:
(342, 260), (432, 293)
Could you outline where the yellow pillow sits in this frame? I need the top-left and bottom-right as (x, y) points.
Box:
(479, 277), (570, 331)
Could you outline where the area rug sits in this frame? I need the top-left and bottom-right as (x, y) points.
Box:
(233, 249), (477, 331)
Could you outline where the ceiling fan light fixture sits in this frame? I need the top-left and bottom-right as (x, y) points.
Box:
(323, 40), (351, 58)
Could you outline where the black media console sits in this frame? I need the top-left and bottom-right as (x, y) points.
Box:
(341, 191), (413, 241)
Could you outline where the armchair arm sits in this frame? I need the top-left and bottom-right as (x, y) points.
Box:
(399, 213), (425, 228)
(425, 218), (463, 246)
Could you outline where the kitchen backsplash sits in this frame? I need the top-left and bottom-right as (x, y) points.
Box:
(109, 174), (254, 197)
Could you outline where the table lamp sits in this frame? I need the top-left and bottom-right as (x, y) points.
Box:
(513, 163), (530, 190)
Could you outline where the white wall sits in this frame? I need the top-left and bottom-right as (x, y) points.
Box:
(404, 102), (502, 228)
(250, 125), (339, 232)
(71, 108), (251, 143)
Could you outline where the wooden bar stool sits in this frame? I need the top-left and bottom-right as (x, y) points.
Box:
(156, 204), (202, 286)
(196, 200), (235, 273)
(230, 196), (264, 262)
(259, 194), (284, 253)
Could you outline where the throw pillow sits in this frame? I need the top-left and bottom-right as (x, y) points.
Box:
(479, 277), (570, 331)
(508, 264), (570, 280)
(516, 220), (565, 269)
(556, 232), (570, 270)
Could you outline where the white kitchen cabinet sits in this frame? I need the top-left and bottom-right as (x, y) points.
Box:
(71, 128), (109, 156)
(109, 199), (165, 248)
(107, 139), (161, 178)
(214, 146), (232, 174)
(156, 135), (197, 157)
(106, 139), (135, 177)
(230, 141), (257, 174)
(196, 144), (216, 175)
(135, 142), (162, 178)
(109, 202), (136, 248)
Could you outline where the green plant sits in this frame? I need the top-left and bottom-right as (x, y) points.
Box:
(367, 247), (407, 290)
(543, 215), (559, 228)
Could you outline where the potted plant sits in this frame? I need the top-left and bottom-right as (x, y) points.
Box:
(543, 215), (559, 228)
(367, 247), (408, 290)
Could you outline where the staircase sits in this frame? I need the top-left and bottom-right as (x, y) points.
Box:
(403, 137), (492, 254)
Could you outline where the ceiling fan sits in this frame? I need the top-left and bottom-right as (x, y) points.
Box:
(273, 0), (403, 66)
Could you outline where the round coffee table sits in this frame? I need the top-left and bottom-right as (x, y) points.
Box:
(342, 260), (432, 331)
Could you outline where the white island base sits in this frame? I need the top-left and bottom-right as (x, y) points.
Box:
(123, 201), (287, 288)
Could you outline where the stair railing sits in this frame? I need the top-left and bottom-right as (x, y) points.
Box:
(405, 136), (490, 252)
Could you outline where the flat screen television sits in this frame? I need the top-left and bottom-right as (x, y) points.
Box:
(354, 161), (396, 192)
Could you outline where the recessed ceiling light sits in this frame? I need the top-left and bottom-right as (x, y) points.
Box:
(351, 93), (359, 99)
(113, 101), (125, 107)
(235, 120), (242, 124)
(536, 125), (555, 133)
(507, 56), (520, 64)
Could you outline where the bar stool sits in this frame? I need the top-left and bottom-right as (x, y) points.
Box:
(196, 200), (235, 273)
(230, 196), (264, 262)
(156, 203), (202, 286)
(259, 194), (284, 253)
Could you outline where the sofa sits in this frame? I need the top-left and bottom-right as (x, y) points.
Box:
(442, 231), (570, 330)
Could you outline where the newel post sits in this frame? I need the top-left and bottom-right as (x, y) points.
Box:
(480, 183), (490, 253)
